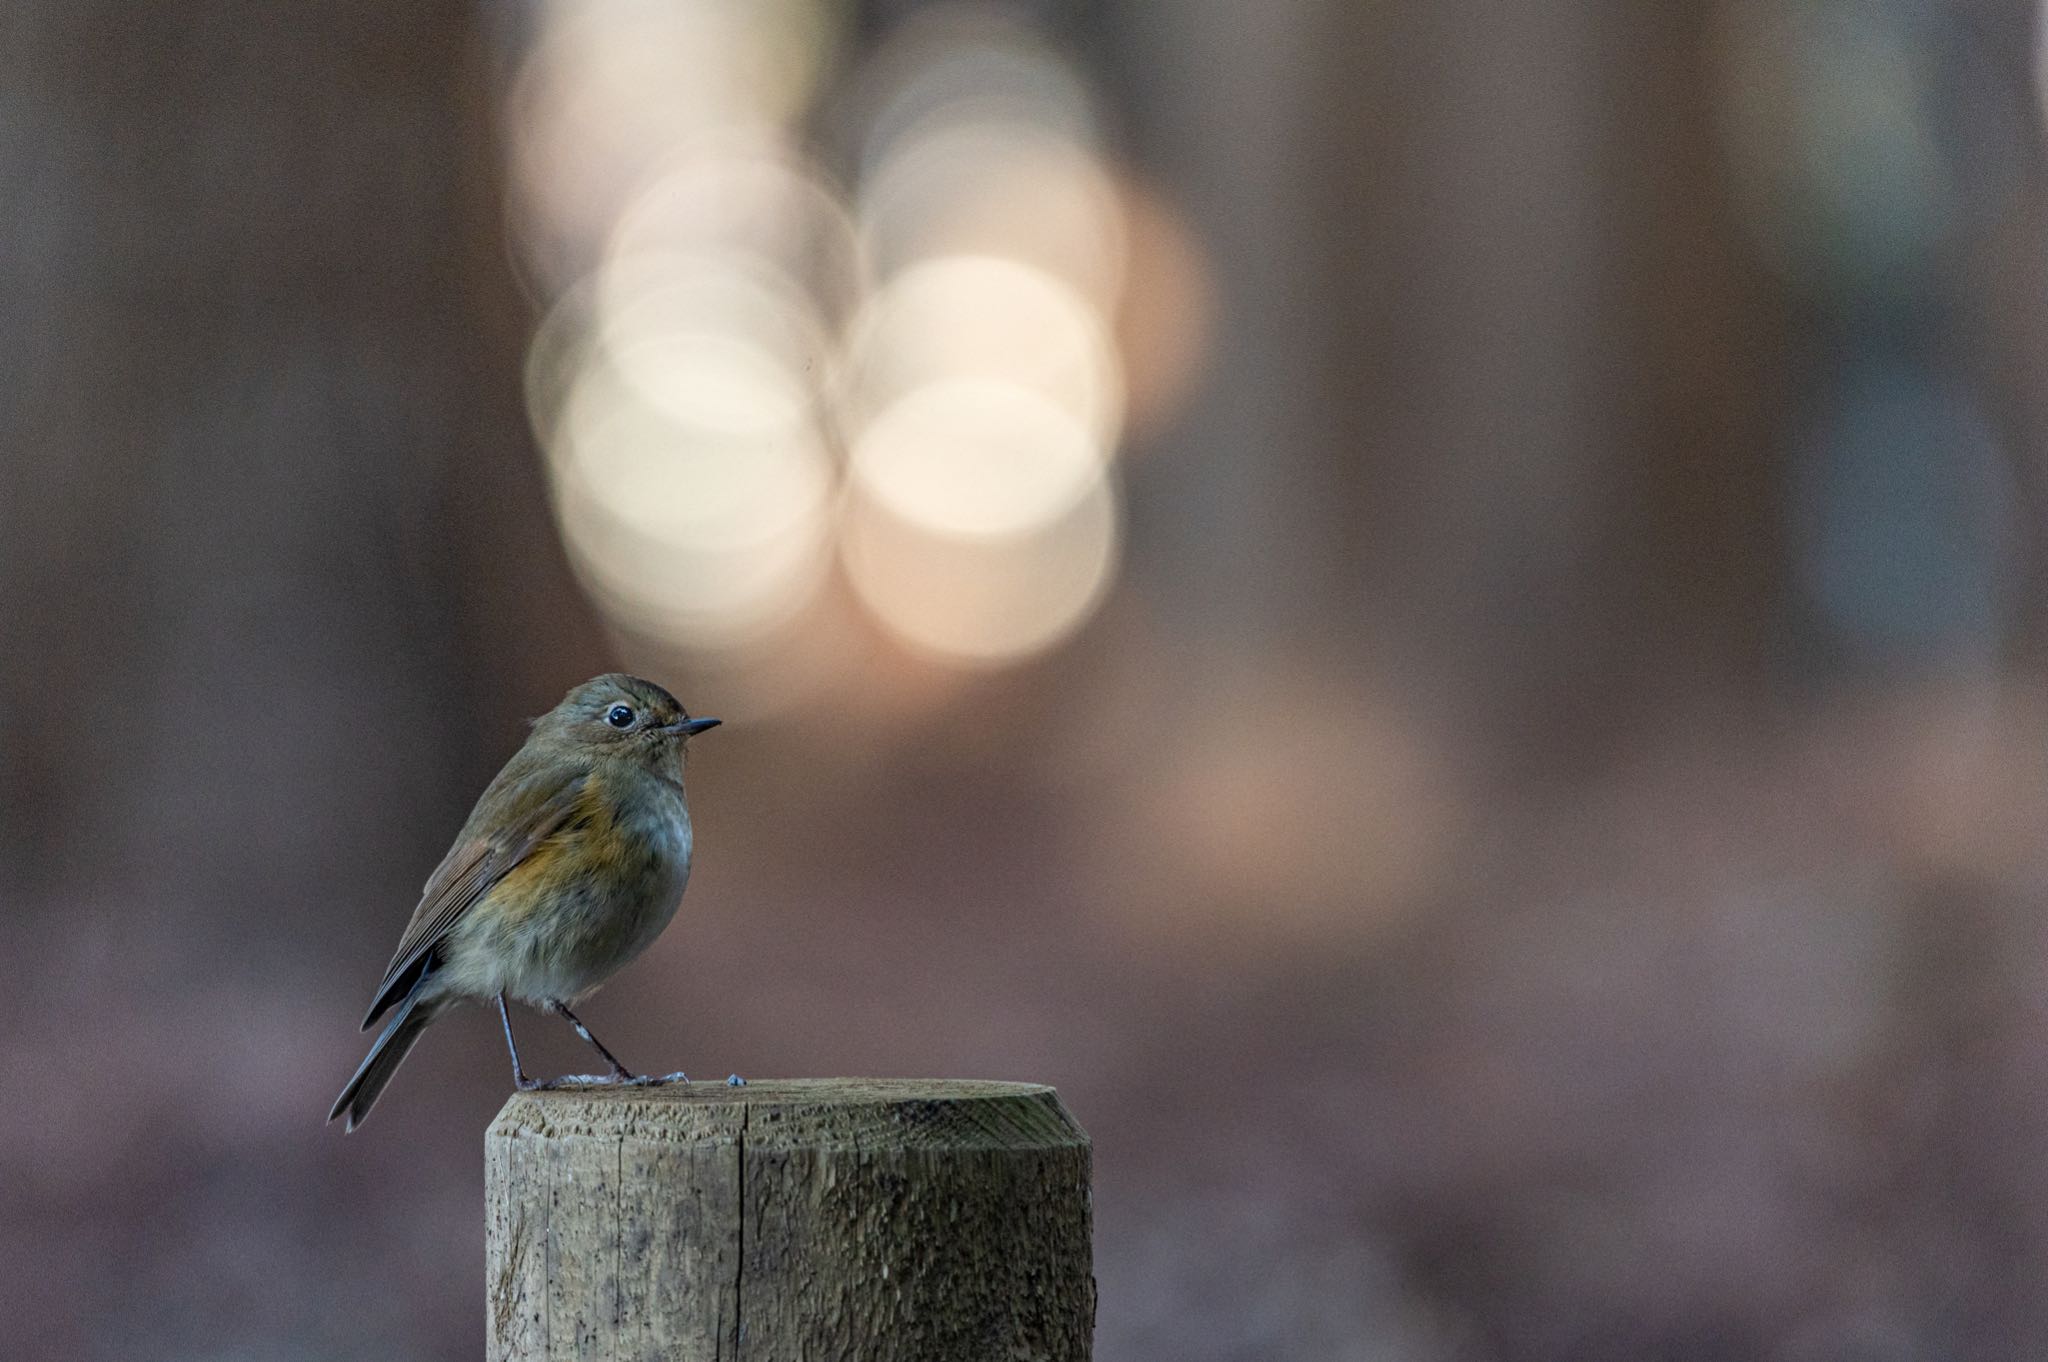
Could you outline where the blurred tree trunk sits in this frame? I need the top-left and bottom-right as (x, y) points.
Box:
(0, 2), (602, 930)
(1106, 0), (1793, 779)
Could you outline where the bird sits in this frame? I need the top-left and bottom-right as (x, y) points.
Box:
(329, 673), (719, 1131)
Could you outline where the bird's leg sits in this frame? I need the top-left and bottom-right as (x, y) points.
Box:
(500, 992), (538, 1090)
(545, 1000), (636, 1081)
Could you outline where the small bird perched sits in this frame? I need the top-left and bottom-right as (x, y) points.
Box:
(329, 673), (719, 1131)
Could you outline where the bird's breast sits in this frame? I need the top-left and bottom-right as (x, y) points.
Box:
(451, 768), (695, 1004)
(588, 772), (694, 935)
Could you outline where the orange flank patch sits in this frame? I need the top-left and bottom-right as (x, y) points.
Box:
(484, 776), (623, 925)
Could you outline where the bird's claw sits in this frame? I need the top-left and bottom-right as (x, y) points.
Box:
(726, 1074), (747, 1087)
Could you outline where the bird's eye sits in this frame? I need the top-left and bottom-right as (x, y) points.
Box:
(605, 704), (635, 729)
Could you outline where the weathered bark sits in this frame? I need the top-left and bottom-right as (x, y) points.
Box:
(487, 1078), (1094, 1361)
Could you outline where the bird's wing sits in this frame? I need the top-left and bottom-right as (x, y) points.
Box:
(359, 765), (591, 1029)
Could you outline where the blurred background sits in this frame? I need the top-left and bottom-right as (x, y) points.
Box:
(7, 0), (2048, 1357)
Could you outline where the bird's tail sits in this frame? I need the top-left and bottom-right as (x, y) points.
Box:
(329, 973), (442, 1132)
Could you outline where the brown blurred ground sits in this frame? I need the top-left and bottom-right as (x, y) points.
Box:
(8, 2), (2048, 1360)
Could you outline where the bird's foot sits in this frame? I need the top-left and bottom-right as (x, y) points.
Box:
(531, 1070), (694, 1088)
(513, 1072), (541, 1092)
(726, 1074), (747, 1087)
(535, 1073), (621, 1088)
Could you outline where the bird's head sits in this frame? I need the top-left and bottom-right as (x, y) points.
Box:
(533, 673), (719, 769)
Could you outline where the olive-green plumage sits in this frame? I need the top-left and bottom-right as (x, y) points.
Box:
(329, 674), (719, 1131)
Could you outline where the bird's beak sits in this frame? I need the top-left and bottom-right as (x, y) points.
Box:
(670, 717), (720, 737)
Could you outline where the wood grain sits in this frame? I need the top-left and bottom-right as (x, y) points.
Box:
(486, 1079), (1094, 1361)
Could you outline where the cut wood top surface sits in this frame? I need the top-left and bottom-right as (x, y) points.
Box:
(489, 1077), (1089, 1149)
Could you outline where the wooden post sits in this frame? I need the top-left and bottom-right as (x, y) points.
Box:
(486, 1078), (1094, 1361)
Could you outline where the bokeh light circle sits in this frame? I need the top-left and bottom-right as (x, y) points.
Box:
(841, 466), (1120, 664)
(593, 252), (830, 437)
(609, 139), (867, 327)
(849, 379), (1104, 539)
(859, 118), (1125, 305)
(843, 254), (1122, 442)
(545, 358), (834, 645)
(852, 4), (1102, 177)
(507, 0), (1152, 671)
(507, 0), (840, 294)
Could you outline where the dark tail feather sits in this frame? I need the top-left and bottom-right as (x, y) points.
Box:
(329, 977), (440, 1132)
